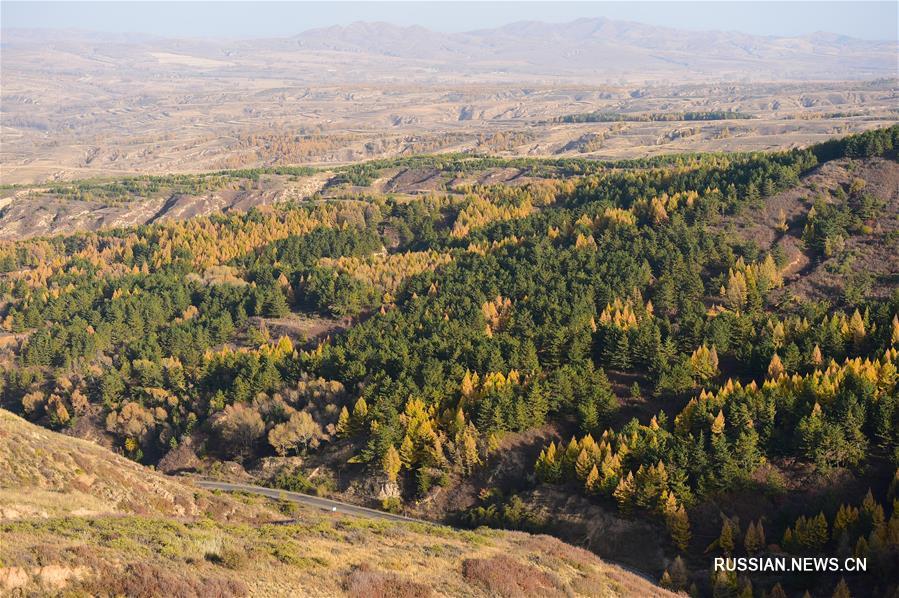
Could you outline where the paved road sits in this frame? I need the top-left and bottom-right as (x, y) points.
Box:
(194, 479), (425, 524)
(195, 478), (659, 585)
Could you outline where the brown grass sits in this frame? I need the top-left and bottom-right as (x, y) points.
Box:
(0, 409), (674, 597)
(462, 554), (561, 597)
(73, 562), (248, 597)
(344, 563), (434, 598)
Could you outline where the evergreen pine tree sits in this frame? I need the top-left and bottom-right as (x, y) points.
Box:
(527, 380), (548, 425)
(262, 286), (290, 318)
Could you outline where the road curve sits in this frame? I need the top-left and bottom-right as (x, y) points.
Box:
(194, 479), (426, 524)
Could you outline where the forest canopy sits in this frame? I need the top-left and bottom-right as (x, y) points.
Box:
(1, 125), (897, 598)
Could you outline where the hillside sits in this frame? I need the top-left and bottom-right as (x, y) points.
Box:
(0, 127), (897, 597)
(3, 147), (898, 245)
(0, 408), (673, 596)
(716, 155), (899, 302)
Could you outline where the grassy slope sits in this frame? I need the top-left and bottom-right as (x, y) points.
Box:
(714, 156), (898, 301)
(0, 409), (674, 597)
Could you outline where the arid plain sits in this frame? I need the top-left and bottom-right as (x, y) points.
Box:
(2, 20), (897, 185)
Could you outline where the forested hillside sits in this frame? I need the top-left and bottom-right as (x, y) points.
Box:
(1, 409), (668, 597)
(1, 126), (897, 597)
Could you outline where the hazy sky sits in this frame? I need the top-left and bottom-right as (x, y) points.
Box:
(2, 1), (897, 41)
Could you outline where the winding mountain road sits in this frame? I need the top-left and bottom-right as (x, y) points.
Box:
(195, 478), (660, 585)
(194, 479), (423, 524)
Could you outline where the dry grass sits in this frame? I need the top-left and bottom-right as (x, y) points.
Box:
(74, 561), (247, 597)
(344, 563), (434, 598)
(715, 156), (899, 302)
(462, 555), (561, 597)
(0, 409), (675, 596)
(0, 408), (266, 522)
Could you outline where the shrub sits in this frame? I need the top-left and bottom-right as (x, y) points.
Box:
(343, 563), (432, 598)
(203, 540), (247, 570)
(381, 496), (402, 513)
(462, 555), (560, 597)
(73, 562), (247, 597)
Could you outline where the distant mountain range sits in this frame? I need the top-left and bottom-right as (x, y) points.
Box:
(3, 17), (897, 82)
(287, 18), (896, 81)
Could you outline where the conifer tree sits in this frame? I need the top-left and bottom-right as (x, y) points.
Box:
(458, 423), (481, 475)
(834, 504), (859, 534)
(783, 527), (794, 551)
(811, 512), (829, 548)
(336, 406), (351, 437)
(575, 449), (593, 481)
(562, 437), (581, 478)
(527, 380), (548, 425)
(854, 536), (868, 558)
(811, 344), (824, 366)
(382, 445), (402, 483)
(848, 310), (866, 348)
(744, 521), (764, 554)
(832, 578), (851, 598)
(399, 435), (415, 468)
(659, 570), (673, 590)
(667, 503), (692, 552)
(711, 410), (726, 435)
(535, 441), (561, 483)
(768, 353), (785, 378)
(585, 464), (600, 494)
(793, 512), (829, 550)
(777, 208), (788, 232)
(351, 398), (368, 433)
(690, 344), (719, 381)
(718, 519), (735, 555)
(726, 270), (748, 310)
(669, 555), (688, 590)
(262, 286), (290, 318)
(613, 471), (635, 514)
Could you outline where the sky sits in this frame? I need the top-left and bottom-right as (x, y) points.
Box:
(2, 1), (897, 41)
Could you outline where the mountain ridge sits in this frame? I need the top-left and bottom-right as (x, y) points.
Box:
(287, 17), (895, 78)
(3, 17), (895, 81)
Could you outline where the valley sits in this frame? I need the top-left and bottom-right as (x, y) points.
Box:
(2, 23), (896, 184)
(2, 10), (898, 597)
(0, 126), (896, 597)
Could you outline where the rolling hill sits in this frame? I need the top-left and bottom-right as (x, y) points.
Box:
(2, 18), (896, 184)
(0, 408), (674, 596)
